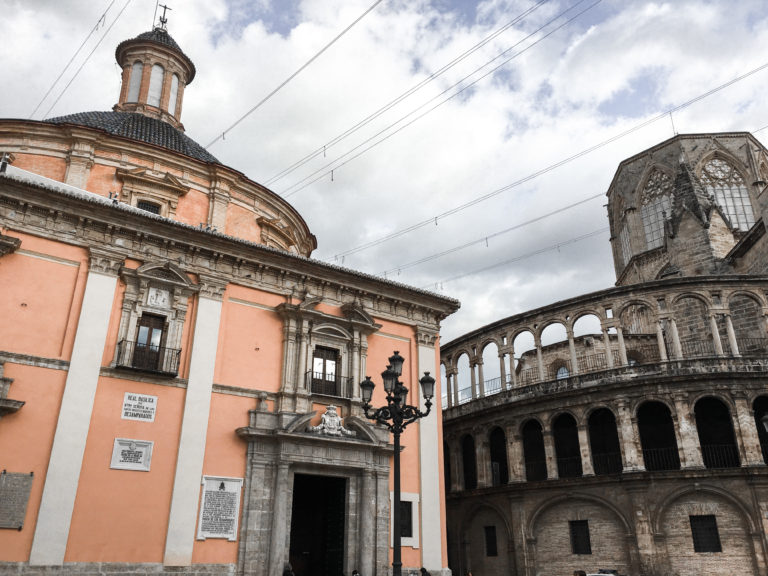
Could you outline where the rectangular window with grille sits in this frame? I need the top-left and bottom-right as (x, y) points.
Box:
(690, 515), (722, 553)
(484, 525), (498, 556)
(137, 200), (161, 214)
(569, 520), (592, 555)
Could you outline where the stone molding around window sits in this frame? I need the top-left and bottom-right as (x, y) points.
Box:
(390, 491), (420, 549)
(115, 261), (200, 371)
(116, 167), (189, 219)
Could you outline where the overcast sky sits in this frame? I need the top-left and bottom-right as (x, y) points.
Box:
(2, 0), (768, 345)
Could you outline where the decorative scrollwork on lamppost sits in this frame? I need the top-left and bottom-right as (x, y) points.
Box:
(359, 350), (435, 576)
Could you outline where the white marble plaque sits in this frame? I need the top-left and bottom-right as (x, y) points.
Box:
(121, 392), (157, 422)
(196, 476), (243, 541)
(110, 438), (153, 471)
(147, 287), (170, 308)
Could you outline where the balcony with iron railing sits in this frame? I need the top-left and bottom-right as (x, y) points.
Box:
(305, 370), (354, 398)
(114, 340), (181, 376)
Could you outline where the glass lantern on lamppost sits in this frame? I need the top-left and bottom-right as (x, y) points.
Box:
(359, 351), (435, 576)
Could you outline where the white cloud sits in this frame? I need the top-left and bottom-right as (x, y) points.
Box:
(1, 0), (767, 343)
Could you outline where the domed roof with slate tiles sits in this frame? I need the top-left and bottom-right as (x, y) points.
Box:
(46, 111), (219, 164)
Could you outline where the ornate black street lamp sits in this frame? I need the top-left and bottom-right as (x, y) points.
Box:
(360, 351), (435, 576)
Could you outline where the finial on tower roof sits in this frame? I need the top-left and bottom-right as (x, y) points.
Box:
(156, 3), (172, 30)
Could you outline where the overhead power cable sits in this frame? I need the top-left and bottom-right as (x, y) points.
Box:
(42, 0), (132, 119)
(379, 192), (603, 277)
(327, 59), (768, 262)
(422, 227), (610, 289)
(282, 0), (599, 199)
(205, 0), (385, 149)
(263, 0), (550, 186)
(30, 0), (117, 119)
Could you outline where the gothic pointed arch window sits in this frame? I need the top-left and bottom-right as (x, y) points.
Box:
(640, 169), (672, 250)
(700, 157), (755, 231)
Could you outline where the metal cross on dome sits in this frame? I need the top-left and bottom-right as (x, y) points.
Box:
(158, 4), (172, 30)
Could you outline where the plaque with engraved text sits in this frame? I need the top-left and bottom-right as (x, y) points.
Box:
(196, 476), (243, 541)
(0, 471), (33, 530)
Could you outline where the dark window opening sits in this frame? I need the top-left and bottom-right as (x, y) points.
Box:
(443, 442), (452, 490)
(484, 525), (498, 557)
(133, 314), (167, 371)
(569, 520), (592, 555)
(690, 515), (722, 553)
(400, 501), (413, 539)
(461, 434), (477, 490)
(753, 396), (768, 464)
(638, 401), (680, 471)
(554, 413), (583, 478)
(489, 427), (509, 486)
(522, 420), (547, 481)
(588, 408), (623, 475)
(312, 346), (340, 395)
(137, 200), (161, 214)
(695, 397), (740, 469)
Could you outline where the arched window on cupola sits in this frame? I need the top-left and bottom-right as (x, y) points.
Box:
(168, 74), (180, 116)
(640, 169), (672, 250)
(700, 157), (755, 231)
(148, 64), (165, 107)
(127, 62), (143, 102)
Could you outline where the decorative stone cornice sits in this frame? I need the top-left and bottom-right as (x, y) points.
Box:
(416, 327), (438, 347)
(0, 233), (21, 257)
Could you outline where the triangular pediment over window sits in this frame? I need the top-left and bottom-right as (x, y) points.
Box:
(116, 167), (189, 218)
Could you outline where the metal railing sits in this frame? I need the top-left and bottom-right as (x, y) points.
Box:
(641, 446), (681, 471)
(525, 460), (547, 482)
(115, 340), (180, 376)
(701, 443), (741, 469)
(556, 456), (583, 478)
(305, 370), (353, 397)
(592, 452), (623, 475)
(679, 338), (716, 358)
(737, 337), (768, 354)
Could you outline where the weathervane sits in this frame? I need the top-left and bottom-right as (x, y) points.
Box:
(157, 4), (172, 30)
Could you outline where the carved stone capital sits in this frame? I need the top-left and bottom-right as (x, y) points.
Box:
(416, 327), (438, 347)
(0, 233), (21, 257)
(88, 248), (124, 276)
(197, 273), (228, 300)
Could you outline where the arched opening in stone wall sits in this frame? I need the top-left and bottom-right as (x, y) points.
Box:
(637, 401), (680, 471)
(462, 434), (478, 489)
(660, 489), (757, 576)
(694, 397), (740, 469)
(444, 441), (452, 491)
(728, 293), (767, 354)
(513, 330), (536, 385)
(456, 353), (471, 403)
(553, 413), (582, 478)
(440, 363), (448, 407)
(753, 396), (768, 464)
(532, 497), (631, 576)
(573, 313), (607, 372)
(588, 408), (622, 475)
(489, 427), (509, 486)
(673, 296), (713, 358)
(481, 341), (502, 395)
(463, 506), (514, 576)
(522, 420), (546, 481)
(619, 301), (659, 364)
(541, 323), (568, 380)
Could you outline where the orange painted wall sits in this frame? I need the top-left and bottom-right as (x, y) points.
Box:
(9, 153), (67, 182)
(192, 392), (251, 563)
(225, 203), (261, 243)
(0, 364), (67, 561)
(64, 376), (185, 562)
(214, 285), (285, 391)
(85, 163), (117, 198)
(0, 232), (87, 360)
(174, 188), (209, 228)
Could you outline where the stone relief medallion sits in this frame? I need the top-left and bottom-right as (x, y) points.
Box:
(308, 405), (356, 437)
